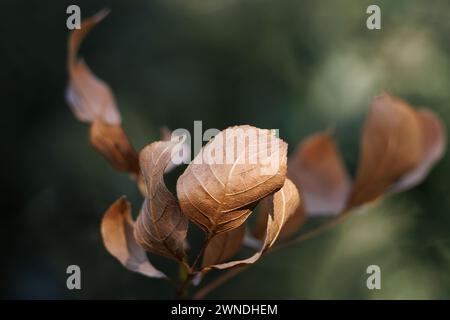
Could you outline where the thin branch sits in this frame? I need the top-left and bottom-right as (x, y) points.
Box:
(194, 266), (246, 299)
(176, 233), (212, 298)
(180, 259), (192, 274)
(176, 273), (194, 299)
(272, 210), (350, 252)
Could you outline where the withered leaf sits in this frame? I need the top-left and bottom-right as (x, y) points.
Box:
(347, 93), (422, 209)
(176, 125), (287, 236)
(278, 205), (305, 239)
(252, 174), (305, 240)
(100, 196), (166, 278)
(253, 198), (305, 241)
(288, 132), (351, 216)
(390, 109), (446, 193)
(66, 9), (121, 125)
(204, 178), (300, 270)
(202, 224), (245, 267)
(160, 127), (191, 173)
(251, 198), (272, 242)
(134, 141), (189, 261)
(90, 119), (140, 174)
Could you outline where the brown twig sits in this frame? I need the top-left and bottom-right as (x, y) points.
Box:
(273, 209), (350, 252)
(193, 266), (246, 299)
(176, 273), (195, 299)
(176, 234), (212, 298)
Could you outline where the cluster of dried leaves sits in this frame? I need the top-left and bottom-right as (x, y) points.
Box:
(66, 11), (446, 298)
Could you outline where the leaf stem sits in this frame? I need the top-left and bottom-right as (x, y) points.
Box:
(176, 233), (212, 298)
(273, 210), (350, 252)
(176, 273), (194, 299)
(192, 233), (212, 271)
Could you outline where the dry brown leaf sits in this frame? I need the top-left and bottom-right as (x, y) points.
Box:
(253, 180), (304, 241)
(278, 204), (306, 240)
(202, 224), (245, 267)
(288, 132), (351, 216)
(100, 196), (166, 278)
(66, 11), (140, 176)
(390, 109), (446, 193)
(160, 127), (191, 173)
(90, 119), (140, 174)
(176, 125), (287, 236)
(251, 197), (272, 241)
(347, 93), (422, 209)
(134, 141), (189, 261)
(66, 9), (121, 125)
(204, 178), (300, 270)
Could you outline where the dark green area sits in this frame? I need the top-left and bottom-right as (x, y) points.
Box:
(1, 0), (449, 299)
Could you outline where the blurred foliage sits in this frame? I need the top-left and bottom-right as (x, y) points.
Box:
(1, 0), (449, 299)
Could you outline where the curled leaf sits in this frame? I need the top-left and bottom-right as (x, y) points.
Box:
(66, 9), (121, 125)
(134, 141), (189, 261)
(252, 193), (305, 241)
(288, 132), (351, 216)
(205, 178), (300, 270)
(177, 125), (287, 236)
(253, 178), (304, 241)
(251, 198), (272, 241)
(390, 109), (446, 193)
(66, 10), (140, 176)
(90, 120), (140, 174)
(202, 224), (245, 267)
(100, 197), (166, 278)
(160, 127), (192, 173)
(277, 204), (305, 240)
(347, 93), (422, 209)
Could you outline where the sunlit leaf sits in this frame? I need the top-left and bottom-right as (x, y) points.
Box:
(204, 178), (300, 270)
(391, 109), (446, 193)
(177, 125), (287, 237)
(347, 93), (423, 209)
(288, 132), (350, 216)
(66, 9), (121, 125)
(100, 197), (166, 278)
(134, 141), (189, 261)
(90, 119), (140, 174)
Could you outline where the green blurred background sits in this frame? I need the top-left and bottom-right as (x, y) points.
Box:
(1, 0), (449, 299)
